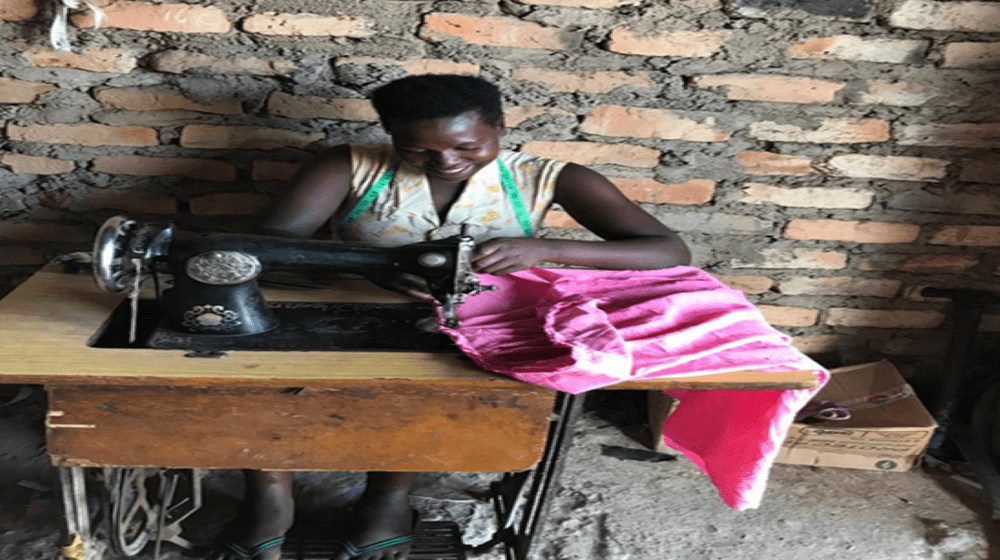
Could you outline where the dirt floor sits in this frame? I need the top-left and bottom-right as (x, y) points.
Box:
(1, 385), (997, 560)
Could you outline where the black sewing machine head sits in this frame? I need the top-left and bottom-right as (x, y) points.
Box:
(92, 215), (493, 342)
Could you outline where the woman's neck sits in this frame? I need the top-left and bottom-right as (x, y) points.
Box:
(428, 177), (467, 222)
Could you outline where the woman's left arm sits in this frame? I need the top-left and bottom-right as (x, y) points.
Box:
(473, 163), (691, 274)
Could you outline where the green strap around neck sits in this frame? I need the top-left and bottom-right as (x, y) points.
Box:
(340, 159), (534, 237)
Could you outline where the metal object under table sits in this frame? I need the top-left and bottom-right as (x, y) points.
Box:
(0, 266), (819, 560)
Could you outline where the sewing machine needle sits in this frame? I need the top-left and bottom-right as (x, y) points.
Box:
(128, 257), (141, 344)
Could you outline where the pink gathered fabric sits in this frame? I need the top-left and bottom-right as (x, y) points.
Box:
(439, 266), (828, 511)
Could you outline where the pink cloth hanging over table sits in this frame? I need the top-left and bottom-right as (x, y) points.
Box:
(439, 266), (828, 511)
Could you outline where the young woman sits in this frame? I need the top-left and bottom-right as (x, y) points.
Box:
(220, 74), (690, 560)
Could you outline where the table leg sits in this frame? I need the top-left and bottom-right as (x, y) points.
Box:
(475, 392), (583, 560)
(57, 466), (107, 560)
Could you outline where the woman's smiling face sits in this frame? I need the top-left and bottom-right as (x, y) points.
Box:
(387, 110), (503, 183)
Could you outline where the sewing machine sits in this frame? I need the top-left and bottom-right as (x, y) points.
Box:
(0, 216), (821, 560)
(90, 215), (494, 354)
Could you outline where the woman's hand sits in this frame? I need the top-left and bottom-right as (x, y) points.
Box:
(472, 237), (551, 275)
(368, 272), (435, 301)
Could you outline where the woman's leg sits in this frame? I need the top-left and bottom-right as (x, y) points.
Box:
(221, 470), (294, 560)
(335, 471), (417, 560)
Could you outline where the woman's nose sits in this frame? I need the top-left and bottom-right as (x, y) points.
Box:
(432, 150), (461, 167)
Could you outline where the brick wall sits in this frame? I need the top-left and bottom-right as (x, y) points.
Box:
(2, 0), (999, 375)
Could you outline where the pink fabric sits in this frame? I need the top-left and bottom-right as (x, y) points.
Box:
(440, 266), (828, 510)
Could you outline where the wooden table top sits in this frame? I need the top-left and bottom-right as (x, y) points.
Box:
(0, 266), (819, 391)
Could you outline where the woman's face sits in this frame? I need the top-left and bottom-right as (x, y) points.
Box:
(387, 111), (503, 183)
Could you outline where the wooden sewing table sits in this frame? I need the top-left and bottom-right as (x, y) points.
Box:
(0, 266), (819, 560)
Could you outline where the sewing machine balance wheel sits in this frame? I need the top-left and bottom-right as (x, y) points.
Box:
(104, 468), (158, 557)
(92, 215), (174, 293)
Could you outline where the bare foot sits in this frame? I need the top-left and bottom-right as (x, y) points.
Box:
(334, 490), (414, 560)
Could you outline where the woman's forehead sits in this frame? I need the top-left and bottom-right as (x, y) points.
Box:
(389, 111), (500, 146)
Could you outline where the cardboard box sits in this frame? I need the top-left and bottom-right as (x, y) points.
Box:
(774, 360), (937, 471)
(648, 361), (937, 472)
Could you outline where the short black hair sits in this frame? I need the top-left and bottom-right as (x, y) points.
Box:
(371, 74), (503, 126)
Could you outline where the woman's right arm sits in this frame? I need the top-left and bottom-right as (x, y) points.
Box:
(255, 145), (354, 239)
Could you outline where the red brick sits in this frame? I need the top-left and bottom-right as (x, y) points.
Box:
(691, 74), (845, 104)
(74, 1), (230, 32)
(888, 190), (1000, 215)
(853, 80), (967, 107)
(83, 191), (177, 214)
(944, 42), (1000, 68)
(827, 154), (948, 182)
(758, 305), (820, 327)
(899, 253), (979, 271)
(890, 0), (1000, 32)
(855, 255), (907, 272)
(791, 335), (844, 355)
(0, 221), (92, 242)
(242, 13), (373, 37)
(826, 308), (944, 329)
(93, 155), (237, 182)
(613, 178), (715, 205)
(7, 124), (157, 147)
(22, 47), (137, 73)
(899, 123), (1000, 148)
(513, 68), (654, 93)
(713, 274), (773, 294)
(788, 36), (928, 64)
(149, 50), (296, 76)
(520, 141), (659, 167)
(0, 0), (36, 20)
(730, 248), (847, 269)
(335, 57), (479, 76)
(418, 13), (576, 51)
(0, 77), (56, 103)
(267, 92), (378, 121)
(581, 106), (730, 142)
(741, 183), (873, 209)
(930, 225), (1000, 247)
(901, 285), (954, 303)
(606, 28), (728, 58)
(748, 118), (890, 144)
(0, 153), (74, 174)
(784, 219), (920, 244)
(542, 209), (579, 228)
(737, 152), (814, 176)
(190, 193), (271, 216)
(179, 125), (323, 150)
(779, 277), (901, 297)
(505, 107), (573, 127)
(94, 87), (241, 114)
(517, 0), (637, 7)
(960, 158), (1000, 184)
(854, 254), (979, 272)
(252, 161), (301, 182)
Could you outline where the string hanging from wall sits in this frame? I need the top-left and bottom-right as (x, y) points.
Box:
(49, 0), (105, 51)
